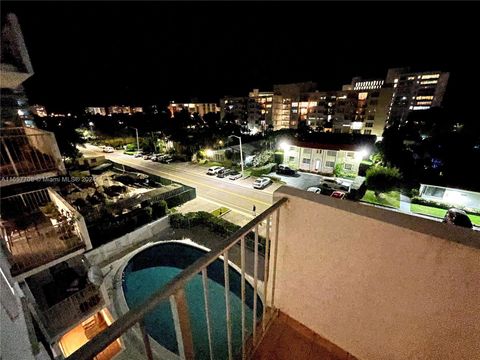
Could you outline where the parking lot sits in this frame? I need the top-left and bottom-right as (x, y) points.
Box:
(268, 171), (324, 190)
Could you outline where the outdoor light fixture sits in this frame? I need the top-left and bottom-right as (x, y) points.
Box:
(205, 149), (214, 157)
(280, 141), (290, 152)
(356, 147), (370, 160)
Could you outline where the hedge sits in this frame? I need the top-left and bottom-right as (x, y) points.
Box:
(170, 212), (266, 254)
(411, 197), (480, 215)
(165, 188), (196, 208)
(250, 163), (277, 177)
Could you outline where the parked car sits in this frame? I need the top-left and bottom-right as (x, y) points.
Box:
(133, 152), (143, 158)
(443, 208), (473, 229)
(228, 171), (242, 180)
(330, 191), (346, 199)
(103, 146), (114, 153)
(207, 166), (224, 175)
(217, 169), (233, 178)
(319, 177), (351, 192)
(159, 156), (173, 164)
(253, 177), (272, 189)
(143, 153), (153, 160)
(307, 187), (322, 194)
(276, 164), (296, 176)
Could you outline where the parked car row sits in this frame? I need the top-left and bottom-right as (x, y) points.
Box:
(206, 166), (243, 181)
(140, 153), (173, 163)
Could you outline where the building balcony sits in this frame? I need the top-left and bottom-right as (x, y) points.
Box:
(64, 187), (480, 360)
(0, 126), (65, 186)
(21, 256), (105, 340)
(0, 187), (92, 279)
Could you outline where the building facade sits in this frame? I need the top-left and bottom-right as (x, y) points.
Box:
(85, 107), (107, 116)
(168, 102), (219, 118)
(283, 141), (364, 176)
(30, 104), (48, 117)
(220, 96), (248, 125)
(386, 68), (450, 124)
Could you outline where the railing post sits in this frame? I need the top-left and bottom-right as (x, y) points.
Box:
(223, 250), (233, 360)
(252, 224), (259, 345)
(270, 208), (281, 309)
(139, 320), (154, 360)
(262, 215), (271, 332)
(170, 288), (195, 360)
(201, 268), (214, 360)
(240, 236), (246, 360)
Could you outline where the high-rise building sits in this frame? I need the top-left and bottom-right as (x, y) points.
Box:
(386, 68), (449, 124)
(220, 96), (248, 125)
(247, 89), (273, 133)
(1, 15), (111, 360)
(0, 14), (35, 128)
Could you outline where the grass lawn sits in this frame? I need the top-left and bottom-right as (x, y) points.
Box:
(411, 204), (480, 226)
(361, 190), (400, 209)
(211, 207), (231, 217)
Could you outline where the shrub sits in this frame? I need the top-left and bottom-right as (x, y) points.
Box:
(365, 166), (402, 195)
(250, 162), (277, 177)
(165, 188), (196, 208)
(152, 200), (168, 219)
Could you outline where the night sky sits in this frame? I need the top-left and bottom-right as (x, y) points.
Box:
(2, 1), (479, 120)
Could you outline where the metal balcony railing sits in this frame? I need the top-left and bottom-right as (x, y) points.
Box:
(0, 188), (88, 277)
(0, 126), (64, 181)
(41, 283), (104, 336)
(66, 198), (287, 360)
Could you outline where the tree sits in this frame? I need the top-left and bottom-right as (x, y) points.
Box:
(365, 166), (402, 197)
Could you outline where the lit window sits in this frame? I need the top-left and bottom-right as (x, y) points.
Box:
(344, 163), (353, 171)
(412, 106), (430, 110)
(420, 80), (438, 85)
(421, 74), (440, 80)
(416, 96), (434, 100)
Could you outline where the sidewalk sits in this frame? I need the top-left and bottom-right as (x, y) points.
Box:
(399, 193), (412, 212)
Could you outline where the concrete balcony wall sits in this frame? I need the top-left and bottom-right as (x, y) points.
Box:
(272, 186), (480, 360)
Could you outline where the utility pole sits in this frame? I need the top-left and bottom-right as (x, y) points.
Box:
(130, 127), (140, 153)
(229, 135), (244, 177)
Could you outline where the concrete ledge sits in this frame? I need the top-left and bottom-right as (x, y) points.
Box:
(274, 186), (480, 249)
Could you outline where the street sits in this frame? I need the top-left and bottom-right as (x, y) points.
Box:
(80, 144), (279, 217)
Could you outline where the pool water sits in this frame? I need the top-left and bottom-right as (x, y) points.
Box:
(122, 243), (262, 359)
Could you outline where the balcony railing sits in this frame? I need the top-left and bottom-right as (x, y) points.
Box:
(0, 126), (65, 184)
(41, 283), (104, 336)
(0, 188), (90, 277)
(66, 197), (287, 360)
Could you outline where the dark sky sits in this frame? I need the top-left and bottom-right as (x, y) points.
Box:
(2, 1), (479, 119)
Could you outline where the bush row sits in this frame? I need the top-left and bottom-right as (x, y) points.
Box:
(250, 163), (277, 177)
(411, 197), (480, 215)
(170, 212), (266, 254)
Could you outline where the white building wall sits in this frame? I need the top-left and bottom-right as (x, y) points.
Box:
(272, 186), (480, 360)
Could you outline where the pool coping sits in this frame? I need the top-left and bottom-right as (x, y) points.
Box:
(105, 238), (264, 359)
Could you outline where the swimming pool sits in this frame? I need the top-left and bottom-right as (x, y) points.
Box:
(122, 241), (263, 359)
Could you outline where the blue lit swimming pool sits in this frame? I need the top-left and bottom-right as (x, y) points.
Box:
(122, 242), (262, 359)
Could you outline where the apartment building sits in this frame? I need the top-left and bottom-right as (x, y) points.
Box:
(220, 96), (248, 125)
(283, 140), (365, 176)
(0, 14), (35, 128)
(168, 102), (220, 118)
(247, 89), (274, 133)
(1, 15), (115, 360)
(385, 67), (450, 124)
(85, 107), (107, 116)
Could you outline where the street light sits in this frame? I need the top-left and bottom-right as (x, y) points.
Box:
(129, 127), (140, 154)
(229, 135), (244, 177)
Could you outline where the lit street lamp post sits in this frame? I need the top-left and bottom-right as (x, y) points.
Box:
(229, 135), (244, 177)
(130, 127), (140, 154)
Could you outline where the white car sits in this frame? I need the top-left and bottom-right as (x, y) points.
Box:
(307, 187), (322, 194)
(207, 166), (224, 175)
(103, 146), (114, 153)
(253, 177), (272, 189)
(228, 171), (242, 180)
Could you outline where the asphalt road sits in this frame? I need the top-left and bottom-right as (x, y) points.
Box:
(80, 144), (278, 216)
